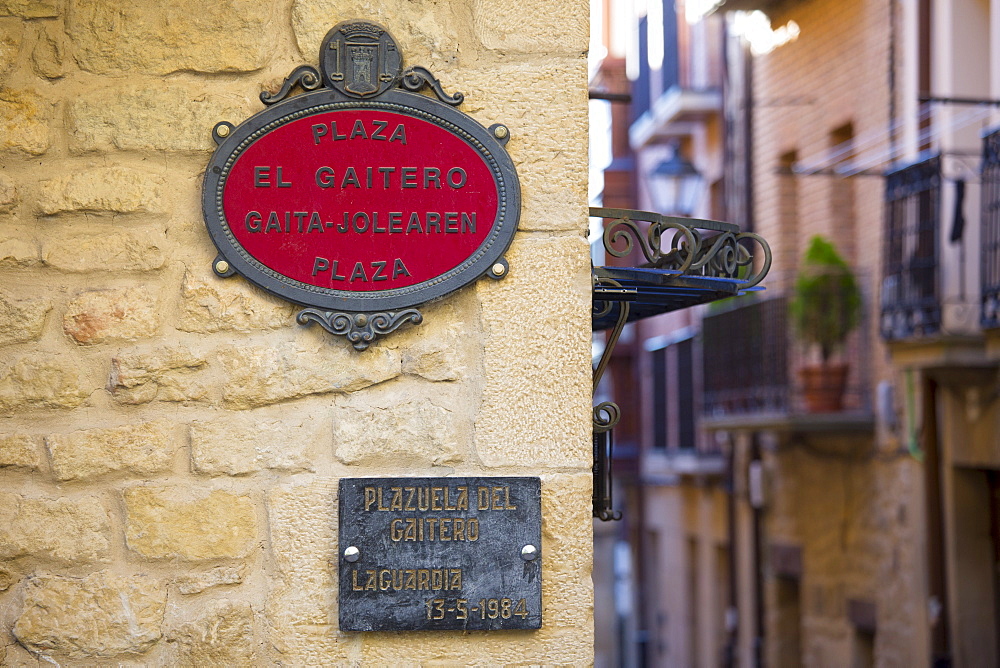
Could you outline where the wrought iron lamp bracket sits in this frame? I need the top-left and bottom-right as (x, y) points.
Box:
(591, 274), (631, 521)
(589, 208), (772, 521)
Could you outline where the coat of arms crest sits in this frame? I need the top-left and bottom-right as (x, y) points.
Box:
(322, 20), (402, 98)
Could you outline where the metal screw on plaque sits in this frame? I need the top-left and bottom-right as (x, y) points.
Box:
(215, 260), (230, 274)
(521, 544), (537, 561)
(344, 546), (360, 562)
(494, 125), (509, 139)
(491, 262), (507, 277)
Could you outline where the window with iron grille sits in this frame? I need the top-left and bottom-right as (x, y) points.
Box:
(676, 338), (695, 449)
(649, 338), (696, 451)
(982, 129), (1000, 329)
(881, 156), (942, 340)
(652, 346), (668, 450)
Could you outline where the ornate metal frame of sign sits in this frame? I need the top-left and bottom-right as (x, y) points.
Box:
(202, 20), (520, 349)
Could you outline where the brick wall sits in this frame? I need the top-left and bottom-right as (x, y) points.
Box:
(0, 0), (594, 663)
(751, 0), (927, 665)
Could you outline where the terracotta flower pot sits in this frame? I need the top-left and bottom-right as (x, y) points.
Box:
(799, 363), (849, 412)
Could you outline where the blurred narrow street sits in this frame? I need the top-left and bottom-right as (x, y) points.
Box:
(590, 0), (1000, 665)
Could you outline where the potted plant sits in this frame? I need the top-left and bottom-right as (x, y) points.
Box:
(789, 235), (862, 412)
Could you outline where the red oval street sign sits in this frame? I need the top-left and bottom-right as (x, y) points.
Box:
(204, 90), (519, 314)
(202, 20), (520, 347)
(224, 109), (499, 292)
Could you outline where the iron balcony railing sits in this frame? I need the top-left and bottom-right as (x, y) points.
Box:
(881, 156), (942, 340)
(701, 294), (871, 417)
(982, 128), (1000, 329)
(702, 295), (790, 415)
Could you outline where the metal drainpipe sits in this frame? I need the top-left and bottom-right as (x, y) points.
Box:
(750, 435), (765, 668)
(743, 39), (754, 235)
(742, 32), (762, 668)
(723, 434), (739, 667)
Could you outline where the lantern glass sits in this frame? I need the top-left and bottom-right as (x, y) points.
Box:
(649, 148), (703, 216)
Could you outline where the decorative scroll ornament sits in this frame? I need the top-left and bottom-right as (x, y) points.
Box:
(401, 66), (465, 106)
(297, 309), (423, 351)
(592, 401), (621, 434)
(592, 276), (630, 398)
(259, 65), (322, 105)
(598, 208), (772, 288)
(201, 19), (520, 351)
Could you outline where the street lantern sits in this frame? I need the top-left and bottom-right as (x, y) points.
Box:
(649, 144), (703, 216)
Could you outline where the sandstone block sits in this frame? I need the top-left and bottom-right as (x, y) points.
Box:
(173, 564), (245, 595)
(451, 59), (589, 232)
(359, 629), (593, 665)
(542, 473), (594, 557)
(540, 473), (594, 629)
(69, 0), (274, 75)
(0, 231), (38, 267)
(46, 419), (177, 482)
(0, 0), (57, 17)
(0, 172), (16, 210)
(219, 340), (400, 409)
(39, 166), (166, 215)
(401, 344), (465, 381)
(190, 413), (320, 475)
(168, 599), (255, 665)
(333, 387), (465, 467)
(31, 22), (64, 79)
(0, 353), (92, 412)
(0, 20), (22, 80)
(69, 85), (252, 153)
(109, 345), (210, 404)
(471, 0), (588, 54)
(0, 492), (111, 563)
(178, 270), (296, 333)
(0, 291), (50, 345)
(124, 486), (257, 560)
(391, 301), (471, 381)
(0, 88), (50, 155)
(0, 565), (14, 590)
(267, 478), (336, 593)
(266, 479), (343, 662)
(0, 433), (41, 469)
(13, 571), (165, 658)
(475, 237), (592, 467)
(63, 287), (160, 345)
(42, 227), (167, 272)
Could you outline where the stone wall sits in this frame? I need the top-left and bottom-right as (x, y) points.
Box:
(0, 0), (593, 664)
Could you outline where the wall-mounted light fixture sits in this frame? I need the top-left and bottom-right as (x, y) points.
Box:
(648, 143), (703, 216)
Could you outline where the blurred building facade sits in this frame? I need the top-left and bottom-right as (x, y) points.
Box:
(591, 0), (1000, 665)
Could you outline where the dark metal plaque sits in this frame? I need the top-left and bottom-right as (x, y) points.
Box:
(338, 477), (541, 631)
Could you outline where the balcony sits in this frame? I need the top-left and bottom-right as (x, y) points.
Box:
(630, 85), (723, 149)
(701, 294), (874, 433)
(881, 156), (943, 341)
